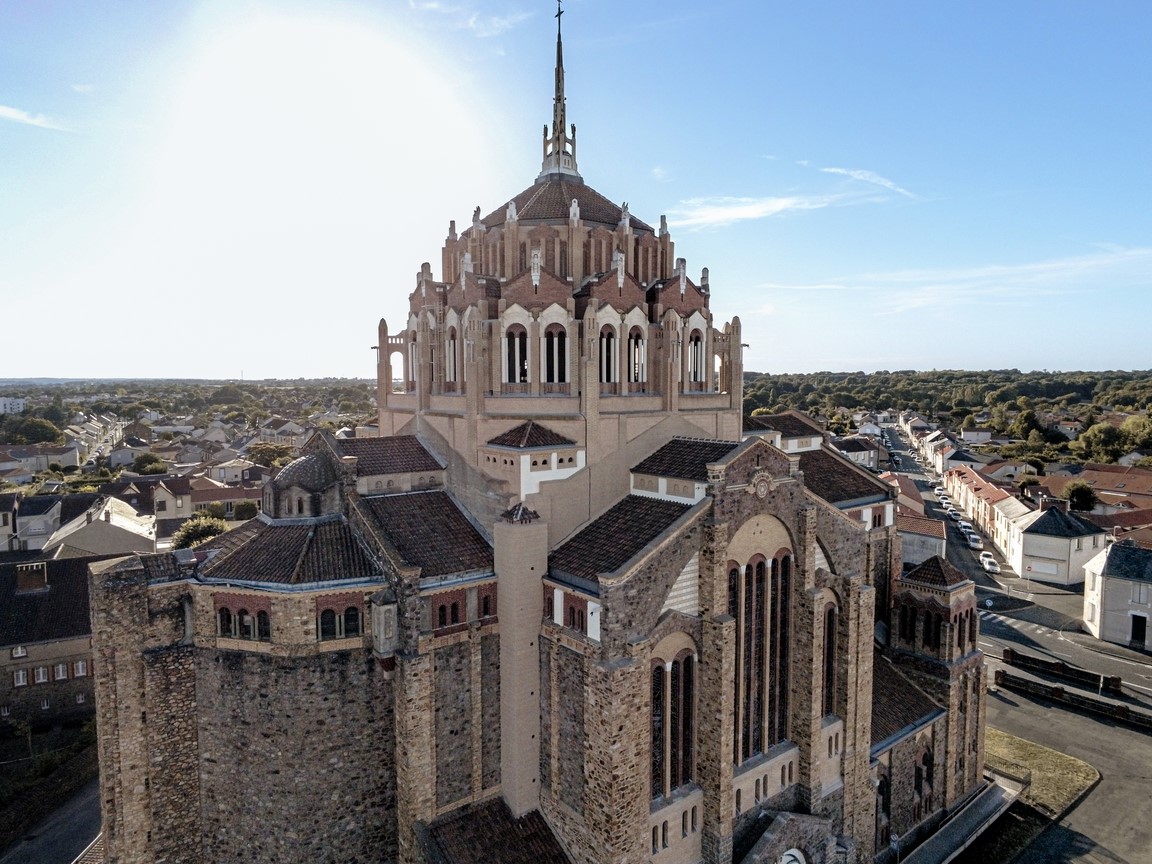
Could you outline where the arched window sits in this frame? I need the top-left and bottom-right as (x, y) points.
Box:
(505, 325), (529, 384)
(344, 606), (361, 638)
(481, 594), (492, 618)
(823, 603), (838, 716)
(238, 609), (253, 640)
(217, 607), (233, 637)
(768, 555), (791, 747)
(598, 325), (616, 383)
(650, 664), (664, 799)
(627, 326), (646, 385)
(296, 498), (304, 515)
(688, 329), (705, 384)
(651, 651), (695, 800)
(544, 324), (567, 384)
(438, 605), (447, 628)
(319, 609), (337, 640)
(256, 610), (271, 641)
(450, 602), (460, 625)
(445, 327), (459, 385)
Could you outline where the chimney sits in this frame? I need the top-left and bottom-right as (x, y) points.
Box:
(15, 562), (48, 594)
(1040, 496), (1069, 513)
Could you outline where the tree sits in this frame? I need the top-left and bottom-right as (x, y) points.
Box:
(1074, 422), (1126, 463)
(203, 502), (226, 520)
(172, 514), (228, 549)
(1062, 480), (1099, 512)
(132, 454), (168, 475)
(233, 500), (259, 521)
(247, 442), (296, 468)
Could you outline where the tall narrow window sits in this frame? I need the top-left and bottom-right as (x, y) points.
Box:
(319, 609), (337, 640)
(768, 555), (791, 746)
(627, 327), (646, 384)
(344, 606), (361, 638)
(823, 604), (838, 717)
(218, 607), (233, 637)
(598, 326), (616, 383)
(544, 325), (567, 384)
(651, 665), (665, 799)
(505, 326), (529, 383)
(256, 611), (271, 641)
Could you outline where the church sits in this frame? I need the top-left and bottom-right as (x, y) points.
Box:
(89, 12), (986, 864)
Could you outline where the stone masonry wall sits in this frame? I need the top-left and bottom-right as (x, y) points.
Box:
(480, 633), (501, 789)
(434, 640), (473, 810)
(196, 647), (396, 864)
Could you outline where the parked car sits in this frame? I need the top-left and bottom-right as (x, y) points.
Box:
(981, 558), (1001, 574)
(967, 535), (984, 550)
(949, 510), (962, 521)
(979, 551), (995, 564)
(957, 521), (973, 534)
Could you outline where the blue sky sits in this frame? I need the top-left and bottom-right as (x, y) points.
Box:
(2, 0), (1150, 380)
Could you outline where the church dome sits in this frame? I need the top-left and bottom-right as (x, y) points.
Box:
(271, 453), (338, 493)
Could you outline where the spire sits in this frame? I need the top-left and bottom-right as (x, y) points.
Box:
(537, 0), (581, 183)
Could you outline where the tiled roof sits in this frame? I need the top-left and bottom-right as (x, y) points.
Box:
(0, 558), (93, 646)
(1100, 540), (1152, 583)
(16, 495), (61, 517)
(336, 436), (442, 475)
(895, 513), (947, 539)
(1021, 508), (1104, 539)
(903, 555), (968, 588)
(550, 495), (692, 583)
(271, 453), (338, 493)
(200, 519), (381, 585)
(744, 412), (823, 439)
(487, 421), (575, 449)
(360, 491), (493, 578)
(425, 798), (571, 864)
(871, 653), (943, 746)
(0, 492), (19, 513)
(60, 493), (102, 523)
(834, 437), (878, 453)
(798, 449), (889, 505)
(631, 437), (740, 482)
(1083, 508), (1152, 531)
(481, 178), (653, 233)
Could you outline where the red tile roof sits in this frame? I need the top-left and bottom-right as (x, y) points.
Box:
(871, 653), (943, 745)
(481, 178), (653, 233)
(798, 449), (889, 505)
(550, 495), (692, 583)
(487, 421), (575, 449)
(896, 513), (947, 539)
(336, 436), (443, 475)
(425, 798), (571, 864)
(902, 555), (968, 588)
(200, 518), (381, 585)
(360, 491), (493, 578)
(631, 437), (740, 482)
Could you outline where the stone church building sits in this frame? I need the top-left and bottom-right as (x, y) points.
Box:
(89, 15), (986, 864)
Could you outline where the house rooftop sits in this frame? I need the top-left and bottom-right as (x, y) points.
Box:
(798, 449), (889, 506)
(360, 491), (493, 578)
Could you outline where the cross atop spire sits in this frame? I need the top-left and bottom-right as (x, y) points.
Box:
(537, 0), (581, 183)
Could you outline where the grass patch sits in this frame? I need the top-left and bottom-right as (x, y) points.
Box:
(986, 726), (1099, 817)
(956, 728), (1100, 864)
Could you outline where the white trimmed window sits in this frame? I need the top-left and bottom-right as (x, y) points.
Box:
(75, 693), (86, 705)
(54, 663), (68, 681)
(13, 670), (27, 687)
(33, 666), (48, 684)
(73, 660), (88, 677)
(0, 706), (9, 717)
(10, 646), (26, 659)
(1133, 583), (1150, 606)
(40, 698), (50, 711)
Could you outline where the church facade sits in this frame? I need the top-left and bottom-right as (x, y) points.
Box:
(89, 15), (985, 864)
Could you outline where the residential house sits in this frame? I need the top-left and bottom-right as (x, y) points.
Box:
(1036, 464), (1152, 514)
(960, 428), (992, 444)
(259, 417), (312, 450)
(41, 497), (155, 559)
(881, 471), (925, 515)
(0, 558), (95, 726)
(896, 512), (947, 567)
(0, 396), (27, 414)
(0, 493), (17, 552)
(1118, 449), (1152, 468)
(107, 435), (153, 469)
(204, 458), (257, 484)
(1082, 540), (1152, 650)
(1006, 501), (1106, 586)
(833, 435), (881, 470)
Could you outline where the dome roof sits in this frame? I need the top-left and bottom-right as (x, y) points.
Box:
(480, 177), (654, 233)
(271, 453), (338, 493)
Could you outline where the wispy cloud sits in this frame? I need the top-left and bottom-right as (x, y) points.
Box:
(0, 104), (67, 131)
(668, 193), (847, 230)
(72, 83), (95, 94)
(408, 1), (530, 37)
(757, 247), (1152, 315)
(820, 166), (914, 198)
(650, 166), (670, 182)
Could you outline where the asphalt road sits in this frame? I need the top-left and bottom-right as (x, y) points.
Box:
(0, 776), (100, 864)
(981, 683), (1152, 864)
